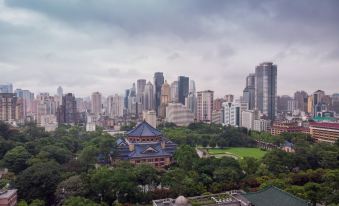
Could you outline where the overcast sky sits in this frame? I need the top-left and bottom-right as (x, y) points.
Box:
(1, 0), (338, 98)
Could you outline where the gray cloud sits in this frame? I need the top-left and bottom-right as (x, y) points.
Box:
(1, 0), (339, 97)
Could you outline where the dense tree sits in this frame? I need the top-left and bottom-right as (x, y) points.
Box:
(3, 146), (31, 173)
(15, 161), (62, 203)
(63, 196), (106, 206)
(55, 175), (89, 202)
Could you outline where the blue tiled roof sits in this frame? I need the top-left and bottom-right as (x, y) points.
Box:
(129, 143), (172, 158)
(127, 121), (162, 137)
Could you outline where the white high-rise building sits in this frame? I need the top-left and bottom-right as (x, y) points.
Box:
(143, 110), (157, 128)
(241, 110), (259, 131)
(166, 103), (194, 126)
(91, 92), (102, 115)
(223, 102), (240, 127)
(253, 119), (271, 132)
(197, 90), (214, 123)
(107, 94), (124, 118)
(143, 81), (155, 111)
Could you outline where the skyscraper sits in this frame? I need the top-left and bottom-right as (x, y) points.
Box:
(57, 93), (77, 124)
(154, 72), (164, 114)
(91, 92), (102, 115)
(159, 80), (171, 118)
(143, 81), (155, 111)
(243, 73), (255, 110)
(128, 83), (137, 115)
(0, 93), (17, 122)
(255, 62), (277, 121)
(124, 89), (130, 110)
(15, 89), (34, 116)
(197, 90), (214, 123)
(170, 81), (179, 103)
(137, 79), (146, 103)
(178, 76), (189, 105)
(57, 86), (63, 97)
(294, 91), (308, 112)
(107, 94), (124, 118)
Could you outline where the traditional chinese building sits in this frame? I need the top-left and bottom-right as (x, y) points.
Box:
(112, 121), (177, 167)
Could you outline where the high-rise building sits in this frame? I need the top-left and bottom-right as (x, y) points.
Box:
(197, 90), (214, 123)
(143, 81), (155, 111)
(170, 81), (179, 103)
(189, 80), (196, 94)
(277, 95), (292, 112)
(154, 72), (164, 114)
(312, 90), (326, 117)
(223, 101), (248, 127)
(178, 76), (189, 105)
(287, 99), (297, 112)
(185, 92), (197, 117)
(137, 79), (146, 113)
(241, 110), (260, 131)
(143, 110), (157, 128)
(0, 83), (13, 93)
(255, 62), (277, 120)
(294, 91), (308, 112)
(91, 92), (102, 115)
(243, 73), (255, 110)
(159, 80), (171, 118)
(214, 98), (226, 111)
(0, 93), (17, 122)
(124, 89), (130, 110)
(107, 94), (124, 118)
(224, 94), (234, 103)
(57, 93), (77, 124)
(128, 83), (138, 116)
(15, 89), (34, 117)
(57, 86), (63, 97)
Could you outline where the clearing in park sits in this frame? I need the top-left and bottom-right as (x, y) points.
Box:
(207, 147), (267, 159)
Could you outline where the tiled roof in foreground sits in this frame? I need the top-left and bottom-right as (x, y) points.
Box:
(243, 186), (310, 206)
(127, 121), (162, 137)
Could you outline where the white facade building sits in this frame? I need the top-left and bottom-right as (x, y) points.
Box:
(241, 110), (259, 131)
(166, 103), (194, 126)
(143, 110), (157, 128)
(253, 119), (271, 132)
(197, 90), (214, 123)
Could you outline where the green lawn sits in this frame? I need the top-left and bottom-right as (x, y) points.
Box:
(207, 147), (267, 159)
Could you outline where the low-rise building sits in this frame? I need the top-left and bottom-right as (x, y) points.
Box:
(113, 121), (177, 167)
(271, 121), (303, 136)
(0, 189), (17, 206)
(309, 122), (339, 143)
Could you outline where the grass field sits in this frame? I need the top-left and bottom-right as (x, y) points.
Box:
(207, 147), (267, 159)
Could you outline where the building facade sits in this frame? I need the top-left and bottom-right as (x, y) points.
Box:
(114, 121), (177, 167)
(178, 76), (189, 105)
(91, 92), (102, 115)
(309, 122), (339, 143)
(197, 90), (214, 123)
(166, 103), (194, 126)
(154, 72), (164, 114)
(255, 62), (277, 121)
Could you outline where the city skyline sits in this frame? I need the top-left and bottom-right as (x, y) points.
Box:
(1, 0), (339, 97)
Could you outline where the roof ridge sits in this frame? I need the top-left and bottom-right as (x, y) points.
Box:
(271, 186), (310, 204)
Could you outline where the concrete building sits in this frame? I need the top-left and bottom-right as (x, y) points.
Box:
(0, 189), (17, 206)
(243, 73), (256, 110)
(107, 94), (124, 118)
(178, 76), (189, 105)
(15, 89), (34, 117)
(255, 62), (277, 120)
(271, 121), (303, 136)
(154, 72), (164, 114)
(197, 90), (214, 123)
(40, 114), (58, 132)
(287, 99), (297, 112)
(0, 93), (17, 123)
(86, 113), (96, 132)
(143, 81), (155, 111)
(166, 103), (194, 126)
(294, 91), (308, 112)
(91, 92), (102, 115)
(224, 94), (234, 103)
(143, 110), (157, 128)
(223, 101), (240, 127)
(185, 92), (196, 117)
(253, 119), (271, 132)
(57, 93), (78, 124)
(211, 109), (223, 125)
(309, 122), (339, 143)
(159, 80), (171, 118)
(128, 83), (138, 116)
(170, 81), (179, 103)
(137, 79), (146, 115)
(241, 110), (259, 131)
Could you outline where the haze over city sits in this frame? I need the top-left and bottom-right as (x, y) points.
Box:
(1, 0), (339, 97)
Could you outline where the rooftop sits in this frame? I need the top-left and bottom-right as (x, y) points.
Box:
(127, 121), (162, 137)
(310, 122), (339, 130)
